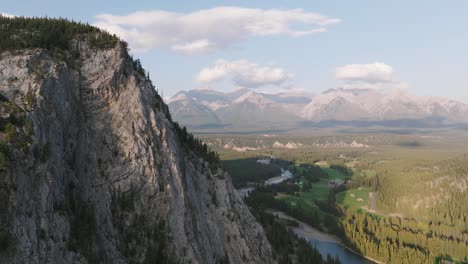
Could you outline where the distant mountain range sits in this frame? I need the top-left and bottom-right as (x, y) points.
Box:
(167, 88), (468, 132)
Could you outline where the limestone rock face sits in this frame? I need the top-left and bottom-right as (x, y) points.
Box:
(0, 42), (273, 263)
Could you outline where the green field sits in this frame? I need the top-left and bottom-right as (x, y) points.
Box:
(278, 194), (325, 222)
(300, 179), (330, 201)
(277, 169), (346, 228)
(336, 187), (371, 210)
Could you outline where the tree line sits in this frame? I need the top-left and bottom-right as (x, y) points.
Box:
(173, 122), (220, 165)
(0, 16), (119, 53)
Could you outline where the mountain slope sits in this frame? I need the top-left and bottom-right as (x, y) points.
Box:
(167, 91), (222, 128)
(0, 17), (272, 264)
(301, 95), (372, 121)
(216, 91), (303, 131)
(185, 88), (251, 108)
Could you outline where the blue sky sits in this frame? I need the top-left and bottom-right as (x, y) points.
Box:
(2, 1), (468, 101)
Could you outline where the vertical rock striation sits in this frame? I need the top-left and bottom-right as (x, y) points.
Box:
(0, 41), (273, 263)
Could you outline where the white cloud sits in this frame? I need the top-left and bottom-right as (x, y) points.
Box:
(335, 62), (409, 91)
(339, 81), (409, 91)
(93, 7), (340, 53)
(171, 39), (216, 54)
(1, 13), (15, 18)
(336, 63), (395, 83)
(197, 59), (293, 88)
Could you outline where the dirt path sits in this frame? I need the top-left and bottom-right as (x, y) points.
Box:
(363, 192), (403, 218)
(369, 191), (377, 210)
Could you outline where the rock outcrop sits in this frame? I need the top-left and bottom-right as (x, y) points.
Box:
(0, 40), (273, 263)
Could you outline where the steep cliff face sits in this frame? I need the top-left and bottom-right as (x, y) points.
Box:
(0, 41), (273, 263)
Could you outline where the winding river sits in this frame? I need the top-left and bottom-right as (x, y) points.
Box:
(237, 168), (381, 263)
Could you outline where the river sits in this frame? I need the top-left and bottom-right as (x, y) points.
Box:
(308, 239), (375, 264)
(272, 211), (379, 264)
(237, 169), (381, 263)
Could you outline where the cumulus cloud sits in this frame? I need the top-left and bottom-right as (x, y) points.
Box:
(197, 59), (293, 88)
(336, 63), (395, 83)
(334, 62), (408, 90)
(93, 7), (340, 53)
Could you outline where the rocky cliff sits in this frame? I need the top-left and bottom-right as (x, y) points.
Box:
(0, 37), (273, 263)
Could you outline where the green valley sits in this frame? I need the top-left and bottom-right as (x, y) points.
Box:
(204, 131), (468, 264)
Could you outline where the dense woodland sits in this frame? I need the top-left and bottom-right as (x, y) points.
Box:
(341, 209), (468, 264)
(0, 16), (118, 52)
(342, 155), (468, 264)
(222, 158), (284, 188)
(215, 133), (468, 264)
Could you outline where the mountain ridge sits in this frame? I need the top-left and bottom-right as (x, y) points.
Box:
(168, 88), (468, 132)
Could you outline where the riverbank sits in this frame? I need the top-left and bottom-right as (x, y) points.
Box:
(271, 211), (385, 264)
(272, 211), (341, 243)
